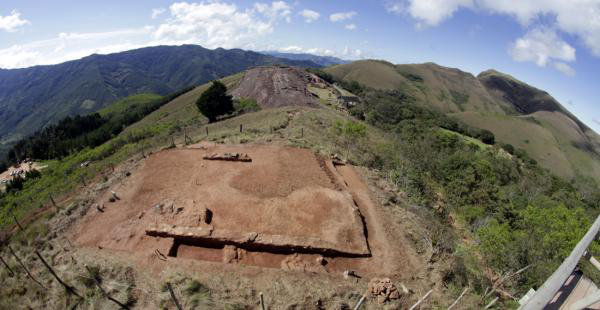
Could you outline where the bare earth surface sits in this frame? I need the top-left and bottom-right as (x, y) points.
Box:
(63, 143), (429, 308)
(70, 144), (400, 272)
(231, 66), (322, 108)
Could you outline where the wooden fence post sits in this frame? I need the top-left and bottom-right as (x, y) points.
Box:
(7, 245), (45, 288)
(409, 289), (433, 310)
(35, 250), (80, 297)
(301, 128), (304, 138)
(352, 295), (366, 310)
(85, 265), (130, 309)
(0, 254), (15, 277)
(448, 287), (469, 310)
(240, 124), (243, 133)
(206, 127), (209, 136)
(167, 282), (183, 310)
(260, 292), (266, 310)
(12, 212), (24, 232)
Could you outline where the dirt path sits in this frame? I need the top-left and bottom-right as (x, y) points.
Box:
(335, 164), (414, 276)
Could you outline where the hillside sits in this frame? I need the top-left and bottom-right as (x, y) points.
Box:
(326, 60), (600, 181)
(1, 65), (598, 309)
(0, 45), (319, 156)
(261, 51), (349, 67)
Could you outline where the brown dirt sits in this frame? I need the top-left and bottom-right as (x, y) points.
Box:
(70, 144), (384, 269)
(231, 66), (323, 108)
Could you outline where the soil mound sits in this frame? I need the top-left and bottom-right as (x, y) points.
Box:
(231, 66), (323, 108)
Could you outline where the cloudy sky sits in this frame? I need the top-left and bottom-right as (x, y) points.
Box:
(1, 0), (600, 132)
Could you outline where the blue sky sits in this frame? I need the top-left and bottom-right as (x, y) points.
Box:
(1, 0), (599, 133)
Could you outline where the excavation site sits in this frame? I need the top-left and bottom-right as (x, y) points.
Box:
(70, 143), (395, 274)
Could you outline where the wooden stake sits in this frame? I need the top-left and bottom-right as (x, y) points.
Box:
(50, 194), (57, 208)
(206, 126), (209, 136)
(35, 250), (80, 297)
(448, 287), (469, 310)
(167, 282), (183, 310)
(260, 292), (266, 310)
(240, 124), (243, 133)
(484, 297), (499, 309)
(0, 254), (15, 277)
(7, 245), (45, 288)
(12, 212), (24, 232)
(301, 127), (304, 138)
(409, 289), (433, 310)
(352, 295), (366, 310)
(85, 265), (130, 309)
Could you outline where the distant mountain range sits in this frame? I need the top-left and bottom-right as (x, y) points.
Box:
(0, 45), (321, 154)
(260, 51), (349, 67)
(326, 60), (600, 182)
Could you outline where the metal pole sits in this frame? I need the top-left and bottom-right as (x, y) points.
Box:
(520, 215), (600, 310)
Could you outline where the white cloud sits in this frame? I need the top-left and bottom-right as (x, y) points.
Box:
(254, 1), (292, 23)
(300, 9), (320, 23)
(345, 24), (357, 30)
(510, 28), (575, 66)
(553, 62), (576, 77)
(151, 8), (166, 19)
(385, 2), (405, 14)
(0, 28), (151, 68)
(276, 45), (365, 59)
(153, 1), (289, 49)
(0, 9), (30, 32)
(389, 0), (600, 57)
(330, 11), (357, 22)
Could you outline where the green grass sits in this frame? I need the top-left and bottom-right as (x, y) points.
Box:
(98, 93), (163, 117)
(451, 111), (575, 179)
(440, 128), (489, 149)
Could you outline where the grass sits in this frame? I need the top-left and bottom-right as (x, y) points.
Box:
(326, 60), (507, 115)
(451, 111), (575, 179)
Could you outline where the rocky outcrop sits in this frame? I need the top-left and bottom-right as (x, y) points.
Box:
(231, 66), (322, 108)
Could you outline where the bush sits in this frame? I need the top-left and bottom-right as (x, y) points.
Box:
(233, 98), (260, 114)
(196, 81), (234, 122)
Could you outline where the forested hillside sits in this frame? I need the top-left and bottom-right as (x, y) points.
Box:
(0, 45), (319, 159)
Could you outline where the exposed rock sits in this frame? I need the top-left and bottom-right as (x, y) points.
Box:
(203, 152), (252, 162)
(367, 278), (403, 304)
(231, 66), (321, 109)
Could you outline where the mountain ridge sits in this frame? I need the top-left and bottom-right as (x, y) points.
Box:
(326, 59), (600, 181)
(0, 45), (320, 149)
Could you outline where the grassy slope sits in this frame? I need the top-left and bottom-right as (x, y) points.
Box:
(326, 60), (508, 114)
(451, 111), (574, 178)
(327, 60), (600, 182)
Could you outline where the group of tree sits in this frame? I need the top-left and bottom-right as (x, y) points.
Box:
(5, 86), (194, 164)
(331, 81), (600, 302)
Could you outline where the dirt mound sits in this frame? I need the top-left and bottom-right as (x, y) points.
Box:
(231, 66), (323, 108)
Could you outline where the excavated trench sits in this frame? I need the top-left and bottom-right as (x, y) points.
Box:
(146, 154), (374, 271)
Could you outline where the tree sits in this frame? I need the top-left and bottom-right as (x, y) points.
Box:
(333, 120), (367, 159)
(196, 81), (234, 122)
